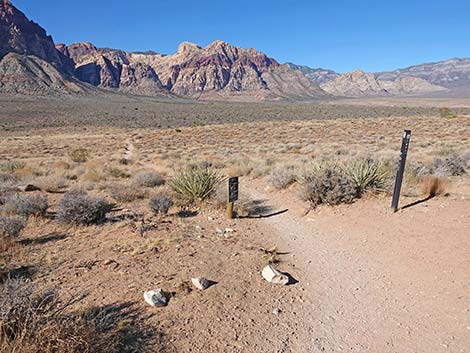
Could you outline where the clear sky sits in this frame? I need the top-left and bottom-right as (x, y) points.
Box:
(13, 0), (470, 73)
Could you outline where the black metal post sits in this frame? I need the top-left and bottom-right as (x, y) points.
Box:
(391, 130), (412, 212)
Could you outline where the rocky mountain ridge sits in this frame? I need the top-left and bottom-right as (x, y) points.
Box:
(319, 69), (446, 97)
(56, 40), (327, 99)
(1, 0), (470, 99)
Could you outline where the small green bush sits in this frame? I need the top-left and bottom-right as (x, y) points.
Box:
(344, 158), (388, 195)
(2, 194), (48, 218)
(57, 189), (113, 225)
(170, 167), (225, 202)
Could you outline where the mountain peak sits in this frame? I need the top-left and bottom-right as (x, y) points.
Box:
(177, 41), (201, 54)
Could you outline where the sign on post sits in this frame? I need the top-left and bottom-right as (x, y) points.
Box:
(391, 130), (412, 212)
(227, 177), (239, 219)
(228, 177), (239, 202)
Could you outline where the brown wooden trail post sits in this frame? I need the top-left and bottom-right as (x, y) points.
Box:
(227, 177), (239, 219)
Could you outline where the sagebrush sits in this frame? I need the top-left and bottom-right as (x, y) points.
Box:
(1, 194), (48, 218)
(133, 171), (165, 188)
(57, 189), (113, 225)
(299, 165), (358, 207)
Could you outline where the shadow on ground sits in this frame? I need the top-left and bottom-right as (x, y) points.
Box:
(238, 199), (288, 219)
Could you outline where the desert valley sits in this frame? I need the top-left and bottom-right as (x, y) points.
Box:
(1, 1), (470, 352)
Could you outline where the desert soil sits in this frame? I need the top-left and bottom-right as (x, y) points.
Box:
(243, 179), (470, 352)
(2, 96), (469, 352)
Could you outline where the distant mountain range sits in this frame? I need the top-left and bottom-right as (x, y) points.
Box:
(1, 0), (470, 100)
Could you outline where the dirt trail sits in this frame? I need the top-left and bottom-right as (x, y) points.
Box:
(245, 181), (470, 353)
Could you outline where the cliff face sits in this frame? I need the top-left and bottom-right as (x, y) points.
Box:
(0, 0), (86, 94)
(59, 40), (327, 99)
(0, 0), (72, 71)
(320, 70), (446, 97)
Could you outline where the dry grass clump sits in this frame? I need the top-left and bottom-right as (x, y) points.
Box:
(132, 171), (165, 188)
(109, 183), (147, 203)
(108, 167), (130, 179)
(170, 166), (225, 203)
(57, 189), (114, 225)
(32, 176), (67, 193)
(149, 193), (174, 216)
(1, 194), (48, 218)
(0, 160), (25, 173)
(68, 148), (89, 163)
(420, 176), (448, 197)
(269, 165), (297, 189)
(299, 164), (357, 207)
(0, 278), (152, 353)
(0, 174), (19, 194)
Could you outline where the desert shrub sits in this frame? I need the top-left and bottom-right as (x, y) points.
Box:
(82, 168), (106, 183)
(420, 176), (448, 198)
(431, 154), (466, 176)
(439, 107), (457, 118)
(57, 189), (113, 225)
(344, 158), (388, 195)
(0, 216), (26, 238)
(0, 173), (17, 183)
(2, 194), (48, 218)
(0, 174), (18, 195)
(170, 167), (225, 202)
(109, 183), (146, 203)
(133, 171), (165, 187)
(0, 160), (25, 173)
(32, 176), (67, 193)
(108, 167), (130, 179)
(149, 193), (174, 215)
(68, 148), (89, 163)
(269, 166), (297, 189)
(0, 278), (151, 353)
(299, 165), (358, 207)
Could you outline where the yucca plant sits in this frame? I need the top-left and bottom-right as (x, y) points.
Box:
(343, 158), (388, 195)
(169, 167), (225, 203)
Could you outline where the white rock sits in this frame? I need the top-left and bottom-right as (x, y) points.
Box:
(144, 289), (168, 307)
(191, 277), (212, 290)
(262, 265), (289, 285)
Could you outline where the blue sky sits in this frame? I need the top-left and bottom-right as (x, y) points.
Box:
(14, 0), (470, 73)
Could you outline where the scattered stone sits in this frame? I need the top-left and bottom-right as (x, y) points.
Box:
(224, 228), (235, 233)
(144, 289), (168, 307)
(272, 308), (281, 315)
(18, 184), (41, 192)
(262, 265), (289, 285)
(191, 277), (214, 290)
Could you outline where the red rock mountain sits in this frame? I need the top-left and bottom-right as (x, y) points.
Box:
(0, 0), (70, 71)
(0, 0), (85, 94)
(57, 40), (327, 100)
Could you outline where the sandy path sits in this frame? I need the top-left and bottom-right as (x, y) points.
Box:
(245, 182), (470, 353)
